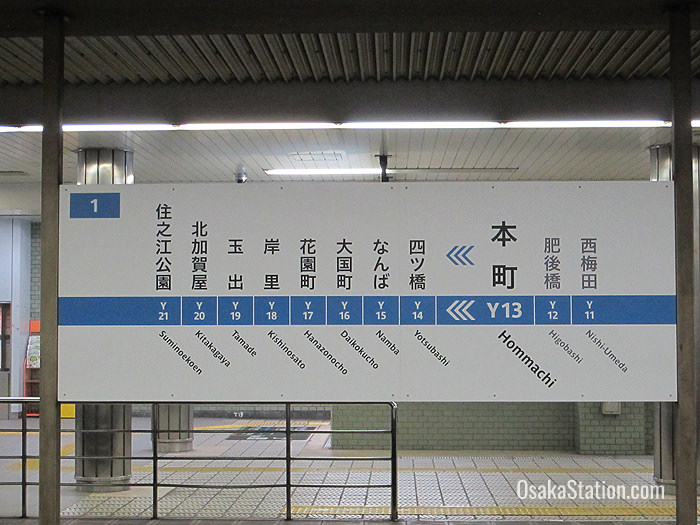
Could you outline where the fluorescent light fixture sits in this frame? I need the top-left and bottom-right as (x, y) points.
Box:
(0, 120), (682, 133)
(266, 167), (519, 176)
(63, 123), (176, 132)
(178, 122), (338, 130)
(0, 124), (176, 132)
(266, 168), (382, 176)
(503, 120), (670, 128)
(388, 168), (518, 175)
(339, 121), (501, 129)
(0, 125), (43, 132)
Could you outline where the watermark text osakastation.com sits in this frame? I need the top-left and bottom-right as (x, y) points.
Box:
(517, 480), (664, 500)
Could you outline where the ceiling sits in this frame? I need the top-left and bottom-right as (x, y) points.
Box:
(0, 30), (694, 86)
(0, 0), (696, 199)
(0, 126), (674, 185)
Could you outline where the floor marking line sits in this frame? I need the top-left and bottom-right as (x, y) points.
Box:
(127, 464), (652, 474)
(7, 443), (74, 471)
(288, 504), (685, 517)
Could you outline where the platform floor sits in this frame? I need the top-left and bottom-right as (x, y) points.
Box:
(0, 416), (691, 522)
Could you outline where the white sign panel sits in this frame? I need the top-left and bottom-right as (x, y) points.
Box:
(58, 182), (677, 402)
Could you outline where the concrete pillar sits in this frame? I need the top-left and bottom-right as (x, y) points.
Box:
(74, 148), (133, 491)
(650, 144), (700, 494)
(157, 404), (194, 452)
(74, 403), (132, 491)
(39, 11), (64, 524)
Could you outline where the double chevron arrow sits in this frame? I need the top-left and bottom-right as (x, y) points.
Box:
(447, 299), (475, 321)
(446, 245), (474, 265)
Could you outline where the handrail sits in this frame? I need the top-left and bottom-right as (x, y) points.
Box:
(0, 398), (37, 518)
(0, 399), (399, 520)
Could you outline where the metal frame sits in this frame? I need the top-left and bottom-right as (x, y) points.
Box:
(0, 304), (10, 371)
(0, 397), (40, 519)
(1, 398), (398, 520)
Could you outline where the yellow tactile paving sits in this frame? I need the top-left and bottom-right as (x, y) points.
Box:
(7, 443), (74, 471)
(126, 464), (652, 474)
(288, 504), (687, 517)
(194, 421), (328, 430)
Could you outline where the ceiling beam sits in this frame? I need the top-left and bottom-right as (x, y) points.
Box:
(0, 0), (694, 37)
(0, 79), (685, 125)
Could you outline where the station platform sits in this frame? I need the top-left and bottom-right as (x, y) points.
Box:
(0, 416), (691, 522)
(0, 518), (684, 525)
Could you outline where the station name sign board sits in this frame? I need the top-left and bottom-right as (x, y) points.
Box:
(58, 182), (677, 402)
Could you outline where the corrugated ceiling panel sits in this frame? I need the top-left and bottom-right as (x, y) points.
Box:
(245, 34), (282, 82)
(407, 32), (427, 80)
(4, 30), (700, 86)
(64, 38), (111, 84)
(594, 31), (643, 79)
(318, 34), (344, 82)
(299, 34), (326, 82)
(508, 32), (541, 80)
(155, 35), (205, 83)
(484, 32), (518, 80)
(226, 34), (265, 82)
(614, 31), (667, 79)
(474, 33), (503, 80)
(690, 34), (700, 77)
(0, 37), (41, 84)
(536, 32), (578, 80)
(374, 33), (390, 82)
(354, 33), (375, 81)
(285, 33), (316, 81)
(174, 35), (219, 83)
(208, 35), (249, 82)
(136, 36), (188, 83)
(190, 35), (234, 82)
(112, 36), (171, 83)
(336, 33), (358, 82)
(98, 36), (158, 83)
(435, 32), (458, 80)
(391, 33), (408, 81)
(265, 34), (297, 82)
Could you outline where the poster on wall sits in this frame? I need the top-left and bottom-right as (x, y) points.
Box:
(58, 181), (676, 402)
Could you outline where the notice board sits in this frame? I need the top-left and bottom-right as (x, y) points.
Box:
(58, 182), (677, 402)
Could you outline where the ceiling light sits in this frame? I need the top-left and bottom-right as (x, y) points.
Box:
(179, 122), (338, 130)
(339, 121), (501, 129)
(503, 120), (670, 128)
(266, 168), (382, 176)
(0, 125), (43, 132)
(265, 167), (519, 177)
(0, 120), (683, 134)
(387, 168), (518, 175)
(64, 124), (176, 132)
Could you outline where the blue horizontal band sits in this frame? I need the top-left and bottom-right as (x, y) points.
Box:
(58, 294), (676, 327)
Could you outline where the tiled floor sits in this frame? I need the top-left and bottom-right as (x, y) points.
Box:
(0, 416), (689, 521)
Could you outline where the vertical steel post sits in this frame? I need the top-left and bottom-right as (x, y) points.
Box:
(390, 402), (398, 521)
(152, 403), (159, 519)
(285, 402), (292, 520)
(39, 11), (64, 525)
(669, 4), (698, 525)
(379, 155), (389, 182)
(21, 403), (27, 518)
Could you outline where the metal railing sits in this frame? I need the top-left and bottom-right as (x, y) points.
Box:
(0, 398), (398, 520)
(0, 397), (39, 518)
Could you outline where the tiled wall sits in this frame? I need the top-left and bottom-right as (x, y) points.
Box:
(332, 402), (576, 450)
(574, 402), (648, 454)
(332, 402), (653, 454)
(30, 222), (40, 321)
